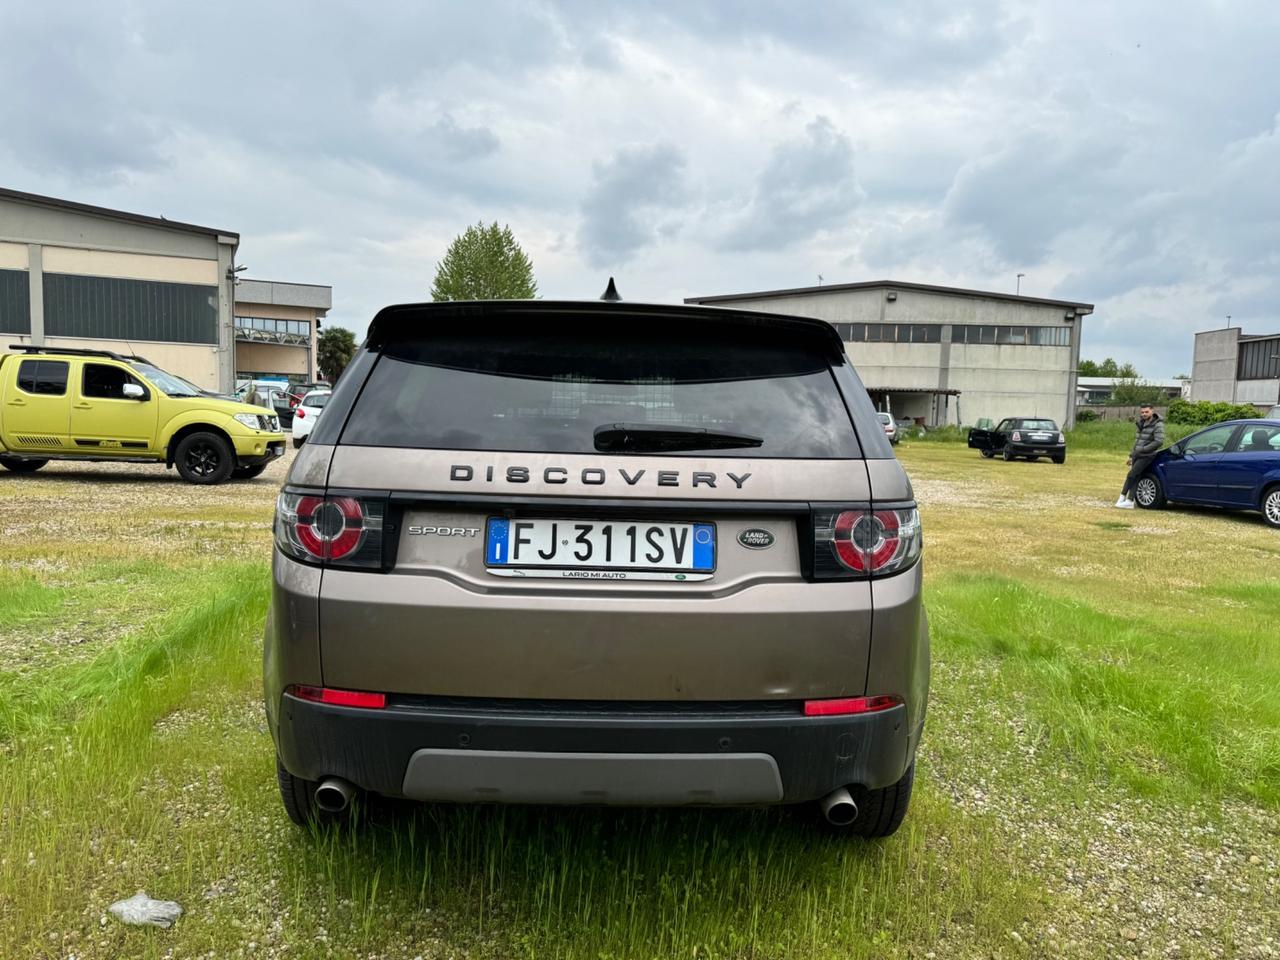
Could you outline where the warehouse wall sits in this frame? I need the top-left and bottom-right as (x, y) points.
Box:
(0, 195), (236, 391)
(1189, 329), (1241, 402)
(699, 287), (1081, 427)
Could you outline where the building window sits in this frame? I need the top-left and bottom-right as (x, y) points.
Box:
(0, 269), (31, 335)
(234, 316), (312, 345)
(43, 274), (218, 344)
(1237, 339), (1280, 381)
(954, 324), (1070, 346)
(838, 322), (942, 343)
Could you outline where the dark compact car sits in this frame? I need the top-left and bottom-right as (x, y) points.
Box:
(265, 298), (929, 837)
(967, 417), (1067, 463)
(1132, 419), (1280, 527)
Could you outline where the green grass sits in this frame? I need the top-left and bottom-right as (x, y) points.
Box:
(1, 450), (1277, 958)
(929, 575), (1279, 805)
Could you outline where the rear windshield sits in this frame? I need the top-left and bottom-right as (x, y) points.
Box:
(1017, 419), (1058, 430)
(303, 392), (330, 409)
(339, 320), (860, 458)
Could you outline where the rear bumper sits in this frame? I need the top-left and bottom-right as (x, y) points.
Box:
(274, 694), (913, 805)
(1008, 442), (1065, 456)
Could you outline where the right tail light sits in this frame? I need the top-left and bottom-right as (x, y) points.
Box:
(812, 507), (921, 579)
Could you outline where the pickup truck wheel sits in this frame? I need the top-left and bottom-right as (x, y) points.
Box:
(1052, 454), (1066, 464)
(0, 457), (48, 473)
(231, 463), (268, 480)
(980, 448), (994, 459)
(1001, 447), (1014, 461)
(174, 432), (234, 484)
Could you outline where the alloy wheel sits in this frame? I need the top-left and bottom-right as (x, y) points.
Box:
(1135, 477), (1157, 507)
(185, 441), (221, 478)
(1265, 490), (1280, 527)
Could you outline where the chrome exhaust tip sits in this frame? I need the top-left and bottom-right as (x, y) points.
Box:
(314, 777), (355, 814)
(819, 786), (858, 826)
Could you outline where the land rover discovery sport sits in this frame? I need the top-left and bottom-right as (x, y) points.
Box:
(265, 298), (929, 836)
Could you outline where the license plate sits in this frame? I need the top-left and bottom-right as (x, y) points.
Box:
(485, 518), (715, 581)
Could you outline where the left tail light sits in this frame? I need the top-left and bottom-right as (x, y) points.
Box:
(275, 492), (384, 567)
(812, 507), (922, 579)
(1012, 430), (1022, 442)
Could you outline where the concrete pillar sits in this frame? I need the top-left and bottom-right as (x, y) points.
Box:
(936, 324), (953, 425)
(26, 243), (43, 344)
(1065, 315), (1081, 429)
(216, 237), (237, 394)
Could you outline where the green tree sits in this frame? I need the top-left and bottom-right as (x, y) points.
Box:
(1110, 379), (1165, 405)
(1116, 362), (1139, 378)
(1097, 357), (1121, 377)
(1078, 359), (1101, 376)
(430, 222), (538, 301)
(317, 326), (357, 383)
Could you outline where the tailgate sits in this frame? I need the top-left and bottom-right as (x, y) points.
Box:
(317, 451), (875, 702)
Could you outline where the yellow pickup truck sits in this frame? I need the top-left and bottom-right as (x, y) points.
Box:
(0, 346), (286, 484)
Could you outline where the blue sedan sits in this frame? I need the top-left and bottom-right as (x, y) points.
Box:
(1134, 419), (1280, 527)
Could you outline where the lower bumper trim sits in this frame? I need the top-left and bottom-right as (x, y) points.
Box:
(402, 748), (783, 804)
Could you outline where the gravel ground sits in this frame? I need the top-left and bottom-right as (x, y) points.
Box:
(926, 663), (1279, 960)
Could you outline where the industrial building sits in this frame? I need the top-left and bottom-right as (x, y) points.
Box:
(686, 280), (1094, 428)
(0, 187), (329, 394)
(1189, 327), (1280, 409)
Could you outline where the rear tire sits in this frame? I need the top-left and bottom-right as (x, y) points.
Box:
(1052, 454), (1066, 465)
(1002, 447), (1014, 461)
(231, 463), (268, 480)
(1134, 474), (1166, 510)
(1261, 485), (1280, 528)
(277, 757), (317, 826)
(0, 457), (48, 473)
(980, 448), (994, 459)
(174, 432), (234, 485)
(852, 762), (915, 838)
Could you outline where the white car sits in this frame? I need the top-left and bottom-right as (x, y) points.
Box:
(876, 412), (899, 445)
(291, 389), (332, 447)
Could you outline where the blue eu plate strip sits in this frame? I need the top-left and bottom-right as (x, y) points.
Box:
(692, 523), (715, 571)
(486, 518), (509, 564)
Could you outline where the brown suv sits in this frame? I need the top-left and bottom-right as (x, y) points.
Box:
(264, 298), (929, 836)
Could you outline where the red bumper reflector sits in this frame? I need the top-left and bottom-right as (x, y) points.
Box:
(803, 695), (901, 717)
(289, 685), (387, 709)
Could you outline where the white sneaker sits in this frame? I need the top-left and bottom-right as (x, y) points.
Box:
(1114, 496), (1128, 508)
(1117, 498), (1135, 510)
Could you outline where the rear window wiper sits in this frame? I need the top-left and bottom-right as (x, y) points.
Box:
(593, 422), (764, 452)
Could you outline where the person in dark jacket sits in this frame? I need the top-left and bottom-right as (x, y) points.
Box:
(1116, 404), (1165, 508)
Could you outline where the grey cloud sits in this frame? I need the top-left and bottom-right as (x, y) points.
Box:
(577, 143), (687, 267)
(723, 117), (862, 252)
(563, 0), (1020, 84)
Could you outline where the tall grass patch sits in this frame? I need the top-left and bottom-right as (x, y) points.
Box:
(927, 574), (1280, 805)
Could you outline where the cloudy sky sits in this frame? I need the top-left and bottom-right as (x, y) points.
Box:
(3, 1), (1277, 376)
